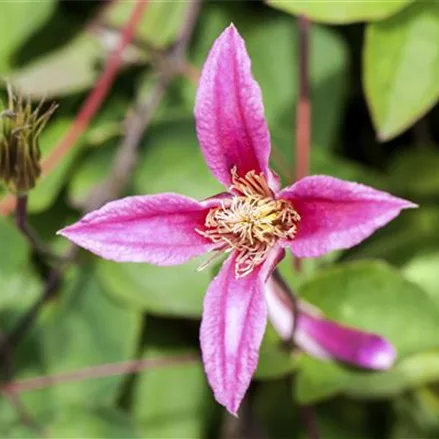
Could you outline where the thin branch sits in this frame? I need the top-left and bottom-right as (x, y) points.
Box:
(1, 390), (46, 436)
(295, 16), (311, 181)
(0, 0), (149, 216)
(84, 0), (202, 210)
(3, 354), (198, 394)
(14, 195), (60, 260)
(6, 270), (62, 349)
(174, 0), (202, 58)
(84, 74), (171, 211)
(15, 195), (41, 251)
(299, 405), (320, 439)
(294, 16), (311, 271)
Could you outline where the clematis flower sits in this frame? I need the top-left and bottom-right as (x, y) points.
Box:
(265, 276), (396, 369)
(59, 24), (416, 415)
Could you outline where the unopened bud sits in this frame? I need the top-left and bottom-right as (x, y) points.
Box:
(0, 85), (57, 194)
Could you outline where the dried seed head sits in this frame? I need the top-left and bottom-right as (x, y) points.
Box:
(0, 84), (57, 194)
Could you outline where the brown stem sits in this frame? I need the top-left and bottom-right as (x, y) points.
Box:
(299, 405), (320, 439)
(6, 270), (61, 349)
(15, 195), (49, 257)
(1, 390), (46, 436)
(294, 16), (311, 272)
(295, 16), (311, 181)
(3, 353), (198, 394)
(84, 74), (171, 211)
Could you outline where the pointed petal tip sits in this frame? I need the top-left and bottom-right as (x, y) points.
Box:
(297, 312), (397, 370)
(404, 200), (419, 210)
(361, 335), (397, 370)
(56, 224), (74, 239)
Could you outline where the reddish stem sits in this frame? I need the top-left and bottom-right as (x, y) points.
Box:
(3, 353), (198, 394)
(295, 16), (311, 181)
(294, 16), (311, 272)
(0, 0), (149, 215)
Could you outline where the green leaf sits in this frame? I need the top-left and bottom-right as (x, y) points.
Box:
(0, 1), (55, 72)
(48, 407), (141, 438)
(345, 352), (439, 399)
(68, 146), (116, 208)
(255, 323), (298, 379)
(295, 260), (439, 403)
(104, 1), (189, 49)
(347, 208), (439, 266)
(28, 117), (86, 213)
(267, 0), (412, 24)
(388, 148), (439, 201)
(39, 266), (141, 408)
(300, 260), (439, 357)
(0, 265), (141, 425)
(10, 34), (101, 99)
(403, 252), (439, 309)
(364, 2), (439, 140)
(132, 320), (214, 438)
(0, 217), (42, 332)
(97, 257), (213, 318)
(1, 407), (142, 438)
(254, 378), (299, 438)
(0, 216), (29, 273)
(296, 355), (350, 404)
(133, 120), (222, 200)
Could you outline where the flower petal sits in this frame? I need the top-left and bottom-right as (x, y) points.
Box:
(58, 194), (218, 264)
(265, 277), (396, 370)
(200, 247), (283, 415)
(297, 312), (396, 370)
(195, 24), (276, 189)
(279, 175), (417, 257)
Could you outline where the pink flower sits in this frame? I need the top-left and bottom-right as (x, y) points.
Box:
(59, 25), (416, 415)
(265, 277), (396, 370)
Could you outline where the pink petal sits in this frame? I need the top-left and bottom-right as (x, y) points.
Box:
(195, 24), (277, 190)
(58, 194), (219, 264)
(265, 277), (396, 370)
(200, 247), (283, 415)
(279, 176), (417, 257)
(297, 312), (396, 370)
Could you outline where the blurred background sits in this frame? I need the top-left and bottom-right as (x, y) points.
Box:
(1, 0), (439, 437)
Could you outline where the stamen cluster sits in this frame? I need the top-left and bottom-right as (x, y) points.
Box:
(197, 168), (300, 277)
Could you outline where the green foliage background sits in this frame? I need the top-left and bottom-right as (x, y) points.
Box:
(1, 1), (439, 437)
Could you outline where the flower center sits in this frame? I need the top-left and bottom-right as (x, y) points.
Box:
(197, 168), (300, 278)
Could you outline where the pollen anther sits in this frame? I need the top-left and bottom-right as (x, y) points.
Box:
(197, 168), (300, 278)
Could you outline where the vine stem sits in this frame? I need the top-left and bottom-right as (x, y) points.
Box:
(3, 354), (198, 394)
(295, 15), (311, 181)
(294, 16), (311, 272)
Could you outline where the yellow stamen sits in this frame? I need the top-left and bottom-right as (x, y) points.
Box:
(197, 168), (300, 278)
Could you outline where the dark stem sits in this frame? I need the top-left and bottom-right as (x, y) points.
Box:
(3, 353), (198, 394)
(6, 270), (61, 348)
(299, 405), (320, 439)
(1, 390), (45, 436)
(14, 195), (61, 262)
(15, 195), (41, 252)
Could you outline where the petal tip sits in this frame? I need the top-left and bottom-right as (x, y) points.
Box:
(56, 225), (72, 238)
(363, 336), (397, 370)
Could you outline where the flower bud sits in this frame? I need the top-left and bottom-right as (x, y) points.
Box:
(0, 85), (57, 194)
